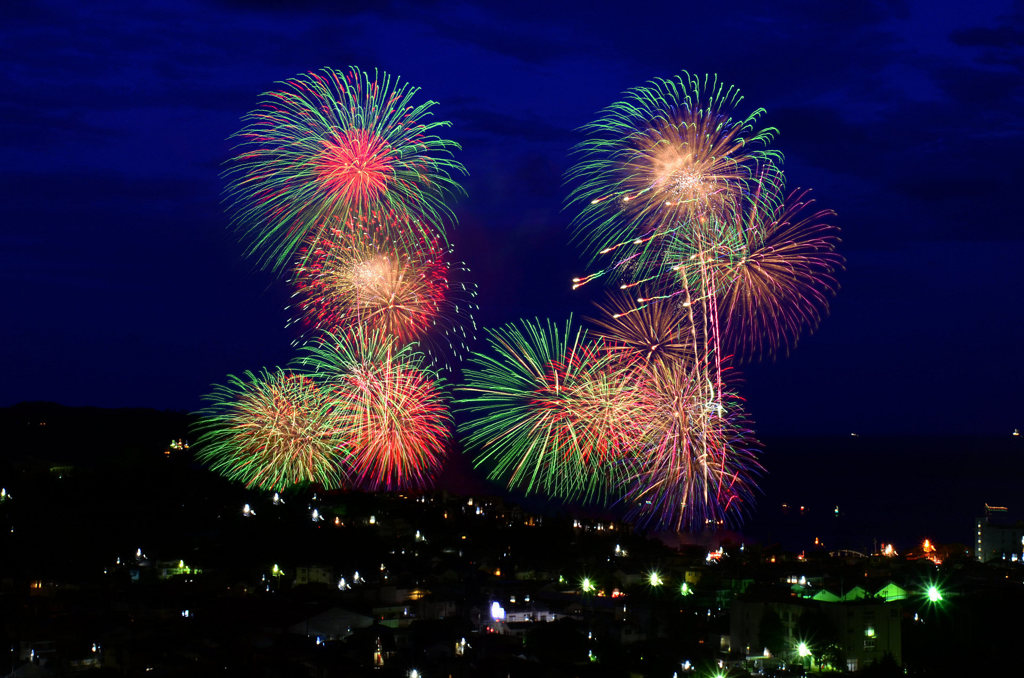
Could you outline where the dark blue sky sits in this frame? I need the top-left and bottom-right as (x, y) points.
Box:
(2, 0), (1022, 436)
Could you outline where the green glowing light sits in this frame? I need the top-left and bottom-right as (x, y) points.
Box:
(926, 584), (943, 602)
(797, 641), (811, 658)
(648, 571), (663, 587)
(581, 577), (595, 593)
(680, 582), (692, 596)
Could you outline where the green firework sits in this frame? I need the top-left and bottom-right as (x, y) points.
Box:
(223, 66), (466, 272)
(458, 317), (639, 502)
(193, 367), (351, 491)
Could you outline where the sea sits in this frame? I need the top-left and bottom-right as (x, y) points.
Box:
(738, 434), (1024, 553)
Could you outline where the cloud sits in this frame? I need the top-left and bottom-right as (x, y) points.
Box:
(450, 107), (574, 145)
(207, 0), (391, 14)
(419, 5), (583, 66)
(931, 64), (1023, 107)
(951, 25), (1024, 48)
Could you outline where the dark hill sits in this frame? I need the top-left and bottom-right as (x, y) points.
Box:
(0, 401), (193, 466)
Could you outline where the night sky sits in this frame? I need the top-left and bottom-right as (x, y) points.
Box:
(3, 0), (1022, 437)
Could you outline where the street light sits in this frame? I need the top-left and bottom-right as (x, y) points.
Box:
(795, 640), (814, 671)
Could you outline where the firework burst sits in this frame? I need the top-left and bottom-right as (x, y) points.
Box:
(295, 330), (450, 491)
(587, 290), (696, 369)
(224, 66), (465, 271)
(459, 318), (639, 502)
(565, 71), (781, 286)
(621, 359), (761, 531)
(290, 214), (456, 346)
(194, 368), (351, 491)
(668, 181), (843, 361)
(556, 69), (842, 533)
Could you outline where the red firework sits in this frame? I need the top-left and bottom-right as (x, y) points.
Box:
(530, 345), (640, 471)
(315, 128), (395, 210)
(341, 361), (450, 491)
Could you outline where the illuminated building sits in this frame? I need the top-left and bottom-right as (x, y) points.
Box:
(287, 607), (374, 641)
(293, 564), (334, 587)
(975, 504), (1024, 563)
(731, 590), (902, 672)
(156, 559), (200, 580)
(482, 598), (562, 635)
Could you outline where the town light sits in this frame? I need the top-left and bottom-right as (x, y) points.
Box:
(580, 577), (595, 593)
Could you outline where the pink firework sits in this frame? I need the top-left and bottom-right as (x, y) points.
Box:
(622, 358), (761, 531)
(714, 188), (844, 361)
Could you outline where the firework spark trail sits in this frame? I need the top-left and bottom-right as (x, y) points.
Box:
(223, 66), (465, 272)
(714, 189), (843, 360)
(193, 368), (352, 491)
(588, 290), (694, 369)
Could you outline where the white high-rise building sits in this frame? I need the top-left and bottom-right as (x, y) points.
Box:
(975, 504), (1024, 563)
